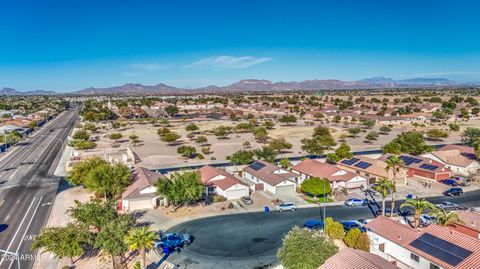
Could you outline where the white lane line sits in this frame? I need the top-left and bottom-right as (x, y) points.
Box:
(0, 196), (37, 265)
(5, 214), (10, 221)
(15, 199), (20, 205)
(8, 196), (43, 269)
(0, 199), (4, 208)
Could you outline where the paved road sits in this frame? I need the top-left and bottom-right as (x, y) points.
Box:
(166, 189), (480, 269)
(0, 107), (78, 269)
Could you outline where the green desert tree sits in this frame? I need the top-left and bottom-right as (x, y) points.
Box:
(68, 199), (117, 231)
(400, 197), (436, 228)
(269, 137), (292, 153)
(32, 224), (93, 266)
(254, 146), (278, 163)
(262, 119), (275, 130)
(277, 114), (297, 126)
(177, 145), (197, 158)
(160, 131), (181, 145)
(94, 219), (131, 269)
(164, 105), (179, 117)
(227, 150), (254, 165)
(354, 232), (370, 252)
(344, 228), (361, 248)
(84, 163), (131, 200)
(252, 126), (269, 143)
(129, 134), (140, 146)
(195, 135), (208, 146)
(67, 157), (108, 186)
(433, 209), (463, 227)
(185, 123), (199, 133)
(347, 127), (361, 138)
(155, 171), (204, 206)
(300, 177), (331, 199)
(382, 131), (431, 155)
(426, 129), (449, 140)
(279, 158), (293, 169)
(277, 226), (338, 269)
(374, 178), (394, 216)
(109, 132), (123, 143)
(124, 226), (159, 269)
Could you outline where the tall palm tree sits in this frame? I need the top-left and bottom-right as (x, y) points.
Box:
(374, 178), (394, 216)
(433, 209), (463, 227)
(124, 226), (159, 269)
(400, 197), (435, 228)
(385, 155), (404, 217)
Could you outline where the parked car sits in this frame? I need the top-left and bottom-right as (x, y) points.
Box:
(440, 179), (459, 186)
(275, 203), (296, 212)
(0, 224), (7, 233)
(340, 220), (366, 232)
(435, 201), (459, 210)
(240, 196), (253, 205)
(344, 198), (366, 207)
(303, 219), (324, 229)
(459, 178), (472, 187)
(154, 233), (191, 249)
(443, 188), (463, 196)
(419, 214), (436, 226)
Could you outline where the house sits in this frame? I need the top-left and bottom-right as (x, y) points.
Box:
(366, 216), (480, 269)
(423, 145), (480, 176)
(318, 247), (398, 269)
(337, 156), (407, 185)
(121, 167), (161, 211)
(241, 160), (298, 196)
(448, 210), (480, 240)
(199, 166), (249, 200)
(379, 154), (450, 182)
(292, 158), (367, 189)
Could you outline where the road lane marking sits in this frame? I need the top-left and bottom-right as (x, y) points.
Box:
(0, 196), (37, 265)
(15, 199), (20, 205)
(0, 199), (4, 208)
(5, 214), (10, 221)
(8, 196), (43, 269)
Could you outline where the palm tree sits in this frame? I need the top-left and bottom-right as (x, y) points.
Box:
(125, 226), (159, 269)
(374, 178), (394, 216)
(400, 197), (435, 228)
(385, 155), (404, 217)
(434, 209), (463, 227)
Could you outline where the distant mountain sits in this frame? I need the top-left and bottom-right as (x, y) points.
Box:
(2, 76), (476, 96)
(0, 87), (57, 96)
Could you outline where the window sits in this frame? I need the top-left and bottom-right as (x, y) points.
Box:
(410, 253), (419, 262)
(365, 173), (370, 177)
(430, 264), (439, 269)
(379, 243), (385, 253)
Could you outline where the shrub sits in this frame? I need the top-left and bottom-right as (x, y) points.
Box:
(355, 232), (370, 252)
(344, 228), (361, 247)
(212, 194), (227, 203)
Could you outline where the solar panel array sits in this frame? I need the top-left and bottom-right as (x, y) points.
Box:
(249, 161), (266, 171)
(409, 233), (472, 266)
(340, 158), (359, 165)
(419, 163), (439, 171)
(398, 155), (423, 166)
(354, 161), (372, 169)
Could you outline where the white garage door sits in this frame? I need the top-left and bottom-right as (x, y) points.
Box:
(128, 199), (152, 211)
(226, 188), (249, 200)
(347, 179), (367, 189)
(275, 185), (295, 196)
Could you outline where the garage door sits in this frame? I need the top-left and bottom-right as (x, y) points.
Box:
(275, 185), (295, 196)
(347, 179), (367, 189)
(226, 188), (249, 200)
(127, 199), (152, 211)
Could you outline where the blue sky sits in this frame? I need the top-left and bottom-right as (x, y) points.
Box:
(1, 0), (480, 92)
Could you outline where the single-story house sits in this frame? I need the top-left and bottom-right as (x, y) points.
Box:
(292, 158), (367, 189)
(242, 160), (298, 196)
(366, 216), (480, 269)
(318, 247), (398, 269)
(423, 145), (480, 176)
(121, 167), (161, 211)
(379, 154), (450, 182)
(448, 210), (480, 240)
(337, 156), (407, 185)
(199, 165), (249, 200)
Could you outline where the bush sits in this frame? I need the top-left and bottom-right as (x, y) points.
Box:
(355, 232), (370, 252)
(73, 140), (97, 150)
(197, 153), (205, 159)
(212, 194), (227, 203)
(344, 228), (361, 247)
(325, 218), (345, 240)
(211, 157), (216, 160)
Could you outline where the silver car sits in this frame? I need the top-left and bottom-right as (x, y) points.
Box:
(275, 202), (296, 212)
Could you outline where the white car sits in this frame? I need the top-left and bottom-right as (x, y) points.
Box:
(344, 198), (366, 207)
(419, 214), (436, 226)
(275, 203), (296, 212)
(435, 201), (459, 210)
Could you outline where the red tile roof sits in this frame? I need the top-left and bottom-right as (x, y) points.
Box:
(199, 165), (247, 191)
(242, 160), (297, 186)
(318, 247), (398, 269)
(122, 167), (162, 199)
(292, 159), (357, 182)
(379, 153), (449, 174)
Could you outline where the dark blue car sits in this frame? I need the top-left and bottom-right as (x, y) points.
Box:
(443, 188), (463, 197)
(340, 221), (366, 232)
(155, 233), (191, 249)
(303, 219), (324, 229)
(440, 179), (459, 186)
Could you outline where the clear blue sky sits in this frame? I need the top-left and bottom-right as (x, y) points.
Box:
(1, 0), (480, 92)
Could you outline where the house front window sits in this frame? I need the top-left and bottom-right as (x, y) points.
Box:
(430, 264), (439, 269)
(379, 243), (385, 253)
(410, 253), (419, 262)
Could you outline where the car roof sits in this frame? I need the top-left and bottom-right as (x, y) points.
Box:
(304, 219), (323, 225)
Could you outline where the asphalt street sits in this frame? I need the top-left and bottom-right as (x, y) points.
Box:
(166, 189), (480, 269)
(0, 106), (78, 269)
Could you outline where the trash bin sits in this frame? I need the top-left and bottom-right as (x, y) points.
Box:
(264, 206), (269, 214)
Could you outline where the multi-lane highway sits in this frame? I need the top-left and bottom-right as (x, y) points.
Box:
(0, 107), (78, 269)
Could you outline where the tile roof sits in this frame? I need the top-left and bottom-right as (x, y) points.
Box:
(454, 210), (480, 233)
(199, 165), (247, 191)
(366, 216), (480, 269)
(242, 160), (297, 186)
(337, 156), (397, 178)
(292, 159), (357, 182)
(122, 167), (162, 199)
(379, 153), (449, 174)
(430, 149), (477, 167)
(318, 247), (398, 269)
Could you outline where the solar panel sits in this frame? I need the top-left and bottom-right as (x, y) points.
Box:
(419, 164), (438, 171)
(249, 162), (265, 171)
(341, 158), (360, 165)
(409, 233), (472, 266)
(354, 161), (372, 169)
(398, 155), (422, 166)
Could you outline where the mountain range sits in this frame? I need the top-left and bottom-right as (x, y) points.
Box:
(1, 76), (477, 96)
